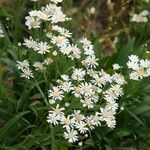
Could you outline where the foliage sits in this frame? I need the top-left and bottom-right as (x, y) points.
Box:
(0, 0), (150, 150)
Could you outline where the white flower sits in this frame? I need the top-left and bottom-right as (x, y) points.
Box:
(72, 86), (82, 98)
(33, 61), (45, 70)
(47, 114), (60, 125)
(81, 55), (98, 68)
(37, 10), (51, 21)
(21, 68), (34, 79)
(48, 86), (64, 100)
(25, 16), (41, 29)
(112, 73), (125, 85)
(100, 107), (115, 121)
(75, 121), (88, 134)
(17, 60), (29, 70)
(50, 11), (69, 23)
(106, 117), (116, 129)
(49, 104), (65, 118)
(43, 58), (53, 65)
(71, 110), (85, 122)
(85, 116), (95, 129)
(51, 35), (69, 47)
(80, 37), (91, 46)
(52, 25), (72, 38)
(81, 98), (94, 109)
(69, 45), (81, 60)
(113, 63), (121, 70)
(44, 3), (60, 15)
(127, 55), (150, 80)
(91, 74), (103, 87)
(61, 74), (70, 81)
(61, 115), (75, 130)
(129, 55), (139, 62)
(72, 68), (86, 81)
(35, 41), (51, 54)
(64, 129), (78, 143)
(23, 37), (37, 49)
(59, 45), (72, 55)
(61, 81), (73, 92)
(80, 82), (94, 97)
(92, 113), (101, 126)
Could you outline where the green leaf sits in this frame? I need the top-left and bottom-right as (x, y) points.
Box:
(0, 111), (30, 140)
(111, 129), (131, 139)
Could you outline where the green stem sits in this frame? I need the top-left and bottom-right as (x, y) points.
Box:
(35, 81), (49, 105)
(51, 125), (56, 150)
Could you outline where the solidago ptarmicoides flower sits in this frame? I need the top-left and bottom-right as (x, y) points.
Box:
(16, 0), (150, 144)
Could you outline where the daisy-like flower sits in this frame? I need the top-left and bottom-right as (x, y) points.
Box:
(25, 16), (41, 29)
(35, 41), (51, 54)
(91, 74), (103, 87)
(85, 116), (95, 130)
(33, 61), (45, 70)
(48, 86), (64, 100)
(92, 113), (101, 126)
(47, 114), (60, 125)
(43, 58), (53, 65)
(61, 74), (70, 81)
(81, 55), (98, 68)
(37, 10), (51, 21)
(127, 55), (150, 80)
(75, 121), (88, 134)
(72, 68), (86, 81)
(49, 104), (65, 118)
(64, 129), (78, 143)
(72, 86), (82, 98)
(100, 107), (115, 121)
(17, 60), (29, 70)
(51, 35), (69, 47)
(44, 3), (61, 15)
(80, 37), (91, 47)
(69, 45), (81, 59)
(112, 73), (125, 85)
(52, 25), (72, 38)
(21, 68), (34, 79)
(61, 115), (75, 129)
(81, 98), (94, 109)
(61, 81), (73, 92)
(59, 45), (72, 55)
(105, 117), (116, 129)
(50, 11), (69, 23)
(111, 84), (123, 97)
(80, 82), (94, 97)
(113, 63), (121, 70)
(23, 37), (37, 49)
(71, 110), (85, 122)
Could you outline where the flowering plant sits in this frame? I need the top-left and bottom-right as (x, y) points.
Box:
(0, 0), (150, 149)
(15, 0), (150, 144)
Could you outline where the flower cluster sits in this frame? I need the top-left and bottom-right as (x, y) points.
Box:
(130, 10), (149, 23)
(16, 0), (150, 144)
(25, 1), (69, 29)
(47, 67), (126, 142)
(127, 55), (150, 80)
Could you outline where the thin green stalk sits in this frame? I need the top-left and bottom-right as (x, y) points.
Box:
(34, 81), (49, 105)
(51, 125), (56, 150)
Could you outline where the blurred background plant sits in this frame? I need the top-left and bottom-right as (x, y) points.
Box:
(0, 0), (150, 150)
